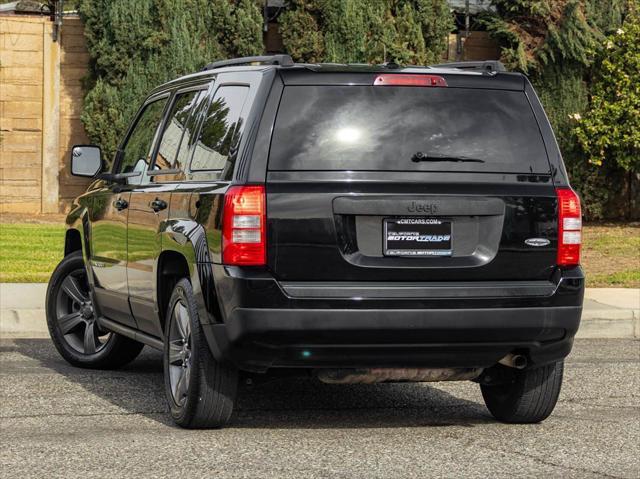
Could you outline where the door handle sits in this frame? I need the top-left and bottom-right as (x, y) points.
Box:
(150, 198), (167, 212)
(113, 198), (128, 211)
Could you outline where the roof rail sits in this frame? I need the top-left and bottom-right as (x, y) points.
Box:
(429, 60), (507, 73)
(203, 55), (295, 71)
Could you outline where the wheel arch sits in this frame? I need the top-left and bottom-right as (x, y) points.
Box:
(157, 223), (221, 334)
(64, 202), (92, 260)
(156, 250), (191, 332)
(64, 228), (82, 256)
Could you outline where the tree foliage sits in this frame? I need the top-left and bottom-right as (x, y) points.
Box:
(77, 0), (263, 162)
(481, 0), (634, 219)
(480, 0), (612, 73)
(573, 9), (640, 172)
(279, 0), (452, 65)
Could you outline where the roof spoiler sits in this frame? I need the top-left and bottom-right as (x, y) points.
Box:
(203, 55), (294, 71)
(429, 61), (507, 73)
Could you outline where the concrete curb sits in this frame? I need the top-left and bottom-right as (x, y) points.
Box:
(576, 309), (640, 339)
(2, 308), (638, 340)
(0, 309), (50, 339)
(1, 284), (639, 340)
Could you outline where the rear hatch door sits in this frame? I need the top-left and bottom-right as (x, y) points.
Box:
(265, 75), (557, 282)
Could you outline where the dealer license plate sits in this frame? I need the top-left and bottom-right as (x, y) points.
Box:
(384, 218), (452, 257)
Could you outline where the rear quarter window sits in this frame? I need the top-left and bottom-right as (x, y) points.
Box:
(269, 85), (550, 174)
(190, 85), (249, 171)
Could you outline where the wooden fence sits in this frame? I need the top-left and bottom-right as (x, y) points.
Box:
(0, 14), (90, 215)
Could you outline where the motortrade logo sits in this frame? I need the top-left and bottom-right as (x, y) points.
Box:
(386, 232), (451, 243)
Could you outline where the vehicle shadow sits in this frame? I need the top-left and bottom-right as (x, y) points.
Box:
(5, 339), (493, 429)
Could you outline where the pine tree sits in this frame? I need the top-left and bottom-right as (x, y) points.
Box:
(78, 0), (263, 162)
(279, 0), (452, 65)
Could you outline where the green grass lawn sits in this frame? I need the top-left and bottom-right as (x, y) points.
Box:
(0, 224), (65, 283)
(0, 222), (638, 286)
(582, 223), (640, 288)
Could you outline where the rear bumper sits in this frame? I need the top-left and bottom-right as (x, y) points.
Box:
(202, 265), (584, 372)
(203, 305), (582, 372)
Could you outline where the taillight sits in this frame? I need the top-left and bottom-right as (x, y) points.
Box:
(556, 188), (582, 266)
(373, 74), (447, 87)
(222, 185), (266, 266)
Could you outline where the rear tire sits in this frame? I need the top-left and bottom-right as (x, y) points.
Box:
(481, 361), (564, 423)
(46, 251), (144, 369)
(163, 278), (238, 428)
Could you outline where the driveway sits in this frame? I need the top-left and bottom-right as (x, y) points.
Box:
(0, 338), (638, 478)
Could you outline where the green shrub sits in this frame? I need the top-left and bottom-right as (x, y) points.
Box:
(481, 0), (635, 219)
(573, 9), (640, 173)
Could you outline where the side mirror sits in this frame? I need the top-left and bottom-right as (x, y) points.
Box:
(71, 145), (102, 177)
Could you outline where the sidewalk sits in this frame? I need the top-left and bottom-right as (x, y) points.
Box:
(1, 283), (49, 338)
(0, 283), (638, 339)
(581, 288), (640, 338)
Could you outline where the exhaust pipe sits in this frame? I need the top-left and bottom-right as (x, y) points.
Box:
(316, 367), (482, 384)
(498, 353), (528, 369)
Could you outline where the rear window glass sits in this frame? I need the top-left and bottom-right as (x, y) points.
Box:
(269, 85), (549, 173)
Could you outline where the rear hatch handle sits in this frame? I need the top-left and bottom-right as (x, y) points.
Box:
(333, 196), (505, 216)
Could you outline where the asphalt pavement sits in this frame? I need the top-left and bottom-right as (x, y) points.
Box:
(0, 338), (638, 478)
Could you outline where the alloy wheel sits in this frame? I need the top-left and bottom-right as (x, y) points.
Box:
(167, 300), (192, 407)
(55, 269), (110, 354)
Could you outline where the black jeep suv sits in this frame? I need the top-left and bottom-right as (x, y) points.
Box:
(47, 56), (584, 428)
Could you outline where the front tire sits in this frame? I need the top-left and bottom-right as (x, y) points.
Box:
(163, 278), (238, 428)
(481, 361), (564, 423)
(46, 251), (144, 369)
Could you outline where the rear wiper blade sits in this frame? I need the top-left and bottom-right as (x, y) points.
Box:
(411, 152), (485, 163)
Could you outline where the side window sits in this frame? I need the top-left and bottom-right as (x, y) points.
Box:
(190, 85), (249, 171)
(118, 98), (168, 184)
(153, 89), (202, 175)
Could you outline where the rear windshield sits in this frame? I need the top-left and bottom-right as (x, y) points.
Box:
(269, 85), (550, 173)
